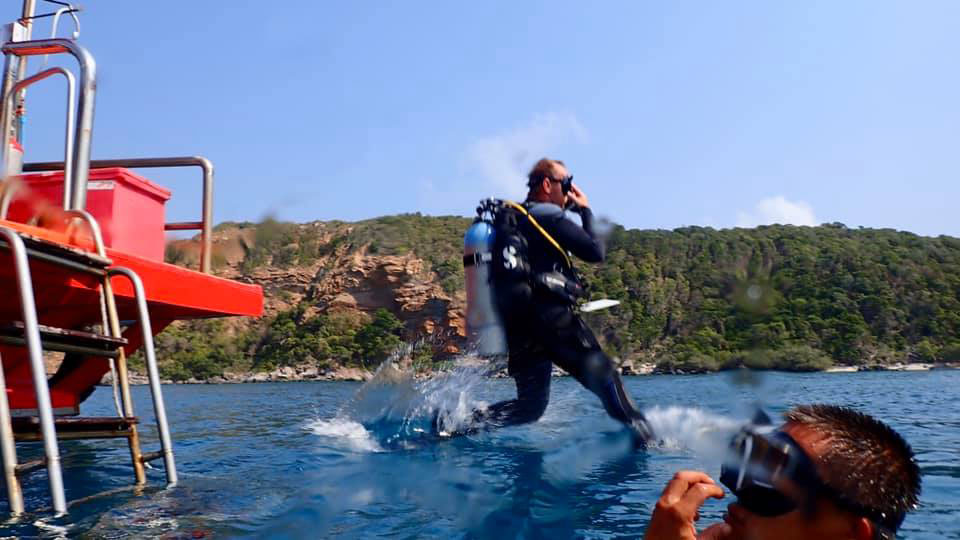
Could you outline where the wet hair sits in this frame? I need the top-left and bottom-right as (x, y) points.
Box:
(785, 404), (921, 531)
(526, 158), (565, 190)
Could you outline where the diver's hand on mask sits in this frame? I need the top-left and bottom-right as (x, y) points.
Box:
(644, 471), (727, 540)
(567, 183), (589, 209)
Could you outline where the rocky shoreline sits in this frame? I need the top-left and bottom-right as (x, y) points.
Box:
(114, 365), (373, 385)
(110, 361), (958, 386)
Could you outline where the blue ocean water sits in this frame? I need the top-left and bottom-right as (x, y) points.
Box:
(1, 369), (957, 538)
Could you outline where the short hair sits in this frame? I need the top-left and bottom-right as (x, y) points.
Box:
(526, 158), (565, 189)
(785, 404), (921, 531)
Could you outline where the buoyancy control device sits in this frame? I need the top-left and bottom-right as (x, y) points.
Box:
(463, 199), (587, 355)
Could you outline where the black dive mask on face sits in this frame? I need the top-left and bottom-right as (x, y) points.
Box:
(720, 427), (897, 540)
(720, 429), (817, 517)
(539, 175), (573, 195)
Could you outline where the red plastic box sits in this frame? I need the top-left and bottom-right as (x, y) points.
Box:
(7, 167), (171, 261)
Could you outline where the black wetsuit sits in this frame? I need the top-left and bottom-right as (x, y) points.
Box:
(480, 202), (651, 441)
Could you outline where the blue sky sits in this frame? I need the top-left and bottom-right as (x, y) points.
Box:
(18, 1), (960, 236)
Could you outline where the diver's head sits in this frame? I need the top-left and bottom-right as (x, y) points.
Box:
(526, 158), (572, 206)
(720, 404), (920, 540)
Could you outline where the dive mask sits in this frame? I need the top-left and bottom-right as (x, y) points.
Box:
(720, 428), (819, 517)
(719, 426), (897, 539)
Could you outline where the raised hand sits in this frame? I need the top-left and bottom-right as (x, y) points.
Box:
(566, 183), (589, 209)
(644, 471), (729, 540)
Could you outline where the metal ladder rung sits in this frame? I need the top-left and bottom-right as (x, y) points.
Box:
(0, 322), (127, 357)
(14, 459), (45, 476)
(0, 231), (111, 273)
(139, 450), (163, 463)
(12, 416), (139, 442)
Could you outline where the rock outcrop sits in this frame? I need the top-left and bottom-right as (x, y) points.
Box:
(167, 223), (468, 362)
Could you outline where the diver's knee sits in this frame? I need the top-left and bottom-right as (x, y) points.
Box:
(582, 351), (616, 389)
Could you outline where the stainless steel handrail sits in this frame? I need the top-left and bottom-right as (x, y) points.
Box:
(0, 67), (75, 205)
(0, 227), (66, 515)
(107, 267), (178, 486)
(62, 209), (123, 417)
(10, 1), (36, 152)
(49, 6), (81, 42)
(23, 156), (215, 273)
(62, 208), (104, 257)
(0, 350), (24, 514)
(2, 38), (96, 211)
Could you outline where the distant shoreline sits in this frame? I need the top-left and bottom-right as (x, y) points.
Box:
(115, 361), (959, 385)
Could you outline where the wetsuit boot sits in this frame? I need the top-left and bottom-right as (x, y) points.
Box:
(579, 350), (654, 446)
(437, 356), (552, 436)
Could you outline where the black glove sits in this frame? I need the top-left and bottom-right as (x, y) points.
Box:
(535, 271), (586, 303)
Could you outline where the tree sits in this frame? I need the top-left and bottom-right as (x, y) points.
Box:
(353, 309), (404, 367)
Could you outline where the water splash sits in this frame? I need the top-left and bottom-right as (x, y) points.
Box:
(415, 362), (491, 437)
(309, 359), (494, 450)
(306, 418), (383, 453)
(643, 405), (745, 464)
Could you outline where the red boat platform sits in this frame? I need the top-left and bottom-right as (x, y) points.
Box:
(0, 217), (263, 414)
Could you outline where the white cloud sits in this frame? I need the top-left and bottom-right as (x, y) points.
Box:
(463, 112), (587, 199)
(736, 196), (818, 227)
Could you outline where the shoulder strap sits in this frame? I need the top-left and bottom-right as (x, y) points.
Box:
(502, 200), (572, 268)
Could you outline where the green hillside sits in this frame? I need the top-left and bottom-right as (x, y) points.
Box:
(150, 215), (960, 379)
(581, 223), (960, 371)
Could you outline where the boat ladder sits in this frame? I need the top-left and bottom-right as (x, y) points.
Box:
(0, 212), (176, 516)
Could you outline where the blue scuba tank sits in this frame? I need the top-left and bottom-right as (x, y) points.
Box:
(463, 218), (507, 356)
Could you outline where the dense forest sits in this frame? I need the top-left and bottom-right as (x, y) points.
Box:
(147, 215), (960, 380)
(581, 223), (960, 372)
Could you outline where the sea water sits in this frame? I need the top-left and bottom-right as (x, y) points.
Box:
(0, 369), (957, 538)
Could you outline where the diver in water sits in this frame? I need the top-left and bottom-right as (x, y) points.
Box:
(454, 158), (652, 443)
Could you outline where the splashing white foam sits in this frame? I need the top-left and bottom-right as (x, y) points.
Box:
(308, 359), (494, 449)
(643, 405), (744, 462)
(307, 418), (383, 453)
(417, 364), (491, 436)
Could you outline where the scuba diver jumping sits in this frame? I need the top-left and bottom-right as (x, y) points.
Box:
(458, 158), (653, 444)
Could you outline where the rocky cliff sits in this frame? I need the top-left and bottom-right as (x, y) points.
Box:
(153, 216), (472, 381)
